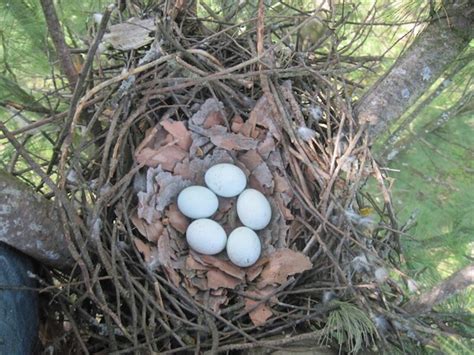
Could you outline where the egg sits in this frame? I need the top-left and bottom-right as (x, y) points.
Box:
(186, 219), (227, 255)
(236, 189), (271, 230)
(177, 186), (218, 219)
(226, 227), (261, 267)
(205, 163), (247, 197)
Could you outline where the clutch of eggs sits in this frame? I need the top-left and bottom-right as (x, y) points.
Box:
(177, 163), (272, 267)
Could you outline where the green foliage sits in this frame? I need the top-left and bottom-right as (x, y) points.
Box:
(319, 301), (378, 354)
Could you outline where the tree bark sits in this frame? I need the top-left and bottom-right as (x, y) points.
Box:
(40, 0), (78, 87)
(355, 0), (473, 140)
(404, 264), (474, 315)
(0, 171), (73, 269)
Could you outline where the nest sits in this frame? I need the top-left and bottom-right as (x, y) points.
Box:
(1, 3), (409, 354)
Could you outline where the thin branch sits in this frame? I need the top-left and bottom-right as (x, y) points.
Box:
(39, 0), (78, 87)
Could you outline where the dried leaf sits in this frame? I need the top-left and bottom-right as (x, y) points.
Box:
(190, 98), (225, 126)
(208, 294), (228, 313)
(249, 94), (281, 141)
(103, 18), (155, 51)
(244, 287), (276, 326)
(186, 255), (209, 271)
(136, 145), (187, 171)
(166, 204), (189, 234)
(193, 253), (246, 280)
(239, 150), (262, 171)
(257, 132), (276, 159)
(133, 238), (160, 269)
(131, 214), (164, 243)
(231, 115), (244, 133)
(192, 124), (258, 151)
(161, 119), (192, 151)
(203, 111), (225, 128)
(246, 257), (269, 282)
(164, 266), (181, 287)
(207, 269), (242, 289)
(157, 230), (173, 267)
(190, 276), (208, 291)
(258, 249), (312, 288)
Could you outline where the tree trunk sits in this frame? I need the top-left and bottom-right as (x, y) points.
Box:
(0, 171), (73, 269)
(355, 0), (473, 140)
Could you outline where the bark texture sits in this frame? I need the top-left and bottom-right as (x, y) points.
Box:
(40, 0), (78, 87)
(0, 171), (73, 269)
(356, 0), (473, 140)
(404, 264), (474, 315)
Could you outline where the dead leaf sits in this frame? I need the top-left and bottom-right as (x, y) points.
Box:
(257, 132), (276, 159)
(253, 163), (274, 191)
(157, 230), (173, 266)
(207, 269), (242, 289)
(166, 204), (189, 233)
(249, 94), (281, 141)
(133, 238), (159, 269)
(244, 287), (276, 326)
(246, 257), (269, 282)
(186, 255), (209, 271)
(239, 150), (262, 171)
(231, 115), (244, 133)
(203, 111), (225, 128)
(135, 145), (187, 171)
(191, 124), (258, 151)
(164, 266), (181, 287)
(190, 98), (225, 126)
(193, 253), (246, 280)
(190, 276), (208, 291)
(131, 214), (164, 243)
(161, 119), (192, 151)
(208, 294), (228, 313)
(258, 249), (312, 288)
(103, 18), (155, 51)
(183, 278), (199, 296)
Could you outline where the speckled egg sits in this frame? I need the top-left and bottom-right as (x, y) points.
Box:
(205, 163), (247, 198)
(226, 227), (261, 267)
(236, 189), (271, 230)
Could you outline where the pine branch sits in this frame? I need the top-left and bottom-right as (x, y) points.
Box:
(39, 0), (78, 87)
(404, 264), (474, 315)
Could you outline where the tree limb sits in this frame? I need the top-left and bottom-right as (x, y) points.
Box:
(355, 0), (473, 140)
(404, 264), (474, 315)
(0, 171), (73, 269)
(40, 0), (78, 87)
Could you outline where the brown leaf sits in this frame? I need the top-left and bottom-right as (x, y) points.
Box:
(246, 257), (269, 282)
(186, 255), (209, 271)
(190, 276), (208, 291)
(164, 266), (181, 287)
(258, 249), (312, 288)
(183, 278), (199, 296)
(198, 125), (257, 151)
(135, 145), (187, 171)
(193, 253), (246, 280)
(103, 18), (155, 51)
(131, 214), (164, 243)
(203, 111), (225, 128)
(190, 98), (225, 126)
(207, 269), (242, 289)
(133, 238), (160, 269)
(231, 115), (244, 133)
(161, 119), (192, 151)
(244, 287), (276, 326)
(257, 132), (276, 159)
(166, 204), (189, 234)
(157, 230), (173, 266)
(249, 94), (281, 141)
(239, 150), (262, 171)
(208, 294), (228, 313)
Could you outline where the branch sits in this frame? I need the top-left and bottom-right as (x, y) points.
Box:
(355, 0), (473, 140)
(40, 0), (78, 87)
(0, 171), (73, 269)
(404, 264), (474, 315)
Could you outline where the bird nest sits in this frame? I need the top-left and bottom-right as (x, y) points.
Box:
(2, 3), (410, 354)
